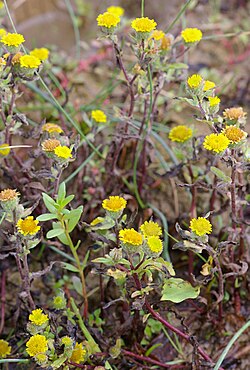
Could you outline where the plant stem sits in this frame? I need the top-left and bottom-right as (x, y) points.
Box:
(141, 0), (145, 17)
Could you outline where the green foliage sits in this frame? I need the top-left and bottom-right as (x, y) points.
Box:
(161, 278), (200, 303)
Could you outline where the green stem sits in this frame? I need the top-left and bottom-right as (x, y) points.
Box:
(141, 0), (145, 17)
(64, 0), (81, 59)
(164, 0), (193, 34)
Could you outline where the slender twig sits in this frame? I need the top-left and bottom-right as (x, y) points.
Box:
(0, 271), (6, 334)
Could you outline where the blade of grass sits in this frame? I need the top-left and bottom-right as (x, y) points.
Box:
(164, 0), (193, 34)
(64, 0), (81, 59)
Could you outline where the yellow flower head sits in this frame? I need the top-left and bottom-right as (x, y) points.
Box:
(223, 107), (247, 121)
(54, 145), (72, 159)
(187, 74), (202, 89)
(90, 216), (105, 226)
(0, 189), (19, 202)
(149, 30), (165, 41)
(96, 12), (120, 29)
(208, 96), (220, 107)
(203, 133), (229, 153)
(26, 334), (48, 357)
(41, 139), (60, 152)
(20, 55), (41, 69)
(12, 52), (23, 64)
(131, 17), (157, 33)
(160, 35), (173, 51)
(61, 336), (73, 346)
(147, 236), (163, 254)
(203, 80), (215, 91)
(30, 48), (50, 61)
(70, 342), (86, 364)
(42, 123), (63, 134)
(29, 309), (49, 326)
(0, 28), (6, 39)
(91, 109), (107, 123)
(223, 126), (247, 143)
(140, 220), (162, 237)
(0, 340), (11, 358)
(107, 6), (124, 17)
(169, 125), (193, 143)
(102, 195), (127, 212)
(35, 353), (47, 364)
(181, 28), (202, 43)
(1, 32), (25, 47)
(0, 143), (10, 156)
(17, 216), (41, 236)
(190, 217), (212, 236)
(119, 228), (143, 246)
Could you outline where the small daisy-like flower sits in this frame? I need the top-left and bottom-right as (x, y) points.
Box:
(149, 30), (165, 41)
(169, 125), (193, 143)
(131, 17), (157, 33)
(42, 123), (63, 134)
(41, 139), (60, 152)
(190, 217), (212, 236)
(119, 228), (143, 246)
(20, 55), (41, 69)
(203, 133), (230, 153)
(61, 336), (73, 346)
(35, 353), (47, 364)
(30, 48), (49, 61)
(203, 80), (215, 91)
(223, 107), (247, 121)
(181, 28), (202, 43)
(0, 340), (11, 358)
(70, 342), (86, 364)
(187, 74), (202, 89)
(107, 6), (124, 17)
(53, 295), (66, 310)
(91, 110), (107, 123)
(17, 216), (41, 236)
(0, 28), (6, 39)
(29, 309), (49, 326)
(102, 196), (127, 212)
(208, 96), (220, 106)
(1, 32), (25, 47)
(96, 12), (120, 29)
(160, 35), (173, 51)
(90, 216), (105, 226)
(0, 189), (19, 202)
(0, 143), (10, 156)
(54, 145), (72, 159)
(26, 334), (48, 357)
(140, 220), (162, 237)
(223, 126), (247, 143)
(12, 52), (23, 64)
(147, 236), (163, 254)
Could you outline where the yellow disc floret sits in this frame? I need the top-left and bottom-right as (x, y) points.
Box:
(223, 126), (247, 143)
(54, 145), (72, 159)
(187, 74), (202, 89)
(149, 30), (165, 41)
(169, 125), (193, 143)
(1, 32), (25, 47)
(70, 342), (86, 364)
(0, 143), (10, 156)
(203, 133), (229, 153)
(119, 228), (143, 246)
(208, 96), (220, 106)
(0, 340), (11, 358)
(42, 123), (64, 134)
(107, 6), (124, 17)
(96, 12), (120, 29)
(20, 55), (41, 69)
(91, 110), (107, 123)
(181, 28), (202, 43)
(140, 220), (162, 237)
(41, 139), (60, 152)
(30, 48), (49, 61)
(0, 189), (19, 202)
(26, 334), (48, 357)
(203, 80), (215, 91)
(29, 309), (49, 326)
(102, 196), (127, 212)
(147, 236), (163, 254)
(17, 216), (41, 236)
(0, 29), (6, 39)
(190, 217), (212, 236)
(223, 107), (247, 121)
(131, 17), (157, 33)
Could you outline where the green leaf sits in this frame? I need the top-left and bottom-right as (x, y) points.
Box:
(37, 213), (58, 221)
(167, 63), (188, 70)
(51, 354), (68, 369)
(61, 194), (75, 208)
(161, 278), (200, 303)
(63, 263), (79, 272)
(210, 166), (231, 183)
(42, 193), (57, 213)
(67, 206), (83, 232)
(57, 182), (66, 203)
(47, 228), (65, 239)
(72, 276), (83, 295)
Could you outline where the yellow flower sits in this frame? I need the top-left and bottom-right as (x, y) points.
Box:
(107, 6), (124, 17)
(26, 334), (48, 357)
(1, 32), (25, 47)
(91, 110), (107, 123)
(12, 52), (23, 64)
(17, 216), (41, 236)
(96, 12), (120, 29)
(70, 342), (86, 364)
(41, 139), (60, 152)
(0, 340), (11, 358)
(203, 80), (215, 91)
(181, 28), (202, 43)
(90, 216), (105, 226)
(190, 217), (212, 236)
(140, 220), (162, 237)
(42, 123), (63, 134)
(131, 17), (157, 33)
(0, 28), (6, 39)
(102, 196), (127, 212)
(30, 48), (49, 61)
(0, 189), (19, 202)
(29, 309), (49, 326)
(0, 1), (4, 9)
(147, 236), (163, 254)
(203, 133), (230, 153)
(119, 228), (143, 246)
(208, 96), (220, 106)
(169, 125), (193, 143)
(0, 57), (6, 66)
(0, 143), (10, 156)
(223, 107), (247, 121)
(61, 336), (73, 346)
(149, 30), (165, 41)
(160, 35), (172, 50)
(54, 145), (72, 159)
(223, 126), (247, 143)
(20, 55), (41, 69)
(187, 74), (202, 89)
(35, 353), (47, 364)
